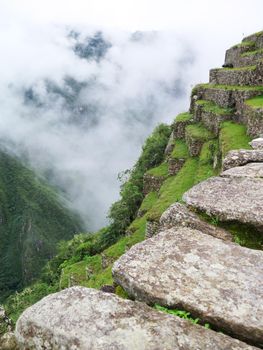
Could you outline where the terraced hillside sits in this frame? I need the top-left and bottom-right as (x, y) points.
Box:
(2, 31), (263, 349)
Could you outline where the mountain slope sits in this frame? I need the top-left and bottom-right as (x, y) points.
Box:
(0, 149), (83, 301)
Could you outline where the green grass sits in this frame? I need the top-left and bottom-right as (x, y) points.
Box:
(245, 95), (263, 109)
(196, 83), (263, 92)
(138, 192), (159, 214)
(185, 124), (215, 142)
(146, 162), (169, 177)
(171, 140), (189, 159)
(174, 112), (193, 123)
(195, 100), (234, 116)
(146, 158), (199, 221)
(219, 121), (252, 158)
(217, 65), (256, 71)
(232, 41), (256, 49)
(58, 216), (147, 291)
(195, 140), (219, 184)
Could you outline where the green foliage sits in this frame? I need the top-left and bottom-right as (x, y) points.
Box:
(219, 121), (252, 158)
(154, 305), (210, 328)
(171, 140), (189, 159)
(4, 282), (57, 322)
(106, 123), (170, 244)
(195, 100), (234, 116)
(185, 124), (215, 142)
(245, 95), (263, 109)
(146, 162), (168, 177)
(0, 150), (83, 300)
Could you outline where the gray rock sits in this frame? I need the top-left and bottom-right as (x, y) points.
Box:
(15, 287), (256, 350)
(112, 228), (263, 346)
(183, 176), (263, 228)
(160, 203), (233, 241)
(249, 138), (263, 150)
(221, 162), (263, 178)
(223, 149), (263, 170)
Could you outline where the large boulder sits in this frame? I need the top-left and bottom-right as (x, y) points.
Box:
(221, 162), (263, 178)
(112, 227), (263, 346)
(222, 149), (263, 170)
(15, 287), (256, 350)
(160, 203), (233, 241)
(183, 176), (263, 229)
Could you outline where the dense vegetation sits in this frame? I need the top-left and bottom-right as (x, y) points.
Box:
(0, 150), (83, 302)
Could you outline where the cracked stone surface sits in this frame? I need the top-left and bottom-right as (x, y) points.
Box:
(221, 163), (263, 178)
(160, 203), (233, 241)
(112, 228), (263, 346)
(223, 149), (263, 170)
(15, 287), (257, 350)
(183, 176), (263, 229)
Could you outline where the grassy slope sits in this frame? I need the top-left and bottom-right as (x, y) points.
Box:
(0, 150), (83, 301)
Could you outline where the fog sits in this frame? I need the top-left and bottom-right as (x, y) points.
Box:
(0, 1), (262, 230)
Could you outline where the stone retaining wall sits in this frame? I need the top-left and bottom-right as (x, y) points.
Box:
(143, 174), (166, 195)
(243, 104), (263, 137)
(168, 158), (185, 175)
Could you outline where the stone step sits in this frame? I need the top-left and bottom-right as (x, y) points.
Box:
(160, 202), (233, 242)
(15, 287), (258, 350)
(209, 63), (263, 86)
(183, 176), (263, 229)
(190, 84), (263, 112)
(113, 227), (263, 346)
(221, 162), (263, 178)
(223, 149), (263, 170)
(193, 99), (233, 135)
(172, 112), (194, 139)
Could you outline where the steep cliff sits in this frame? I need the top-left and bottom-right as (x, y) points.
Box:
(2, 30), (263, 349)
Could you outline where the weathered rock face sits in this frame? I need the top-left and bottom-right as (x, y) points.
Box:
(145, 220), (160, 238)
(168, 157), (185, 175)
(183, 176), (263, 229)
(222, 149), (263, 170)
(15, 286), (256, 350)
(250, 138), (263, 150)
(209, 63), (263, 86)
(221, 162), (263, 178)
(143, 173), (166, 195)
(112, 227), (263, 346)
(160, 203), (233, 241)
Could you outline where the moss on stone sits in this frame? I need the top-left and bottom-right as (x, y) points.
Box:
(219, 121), (252, 158)
(195, 100), (234, 116)
(241, 48), (263, 57)
(232, 41), (256, 49)
(196, 83), (263, 92)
